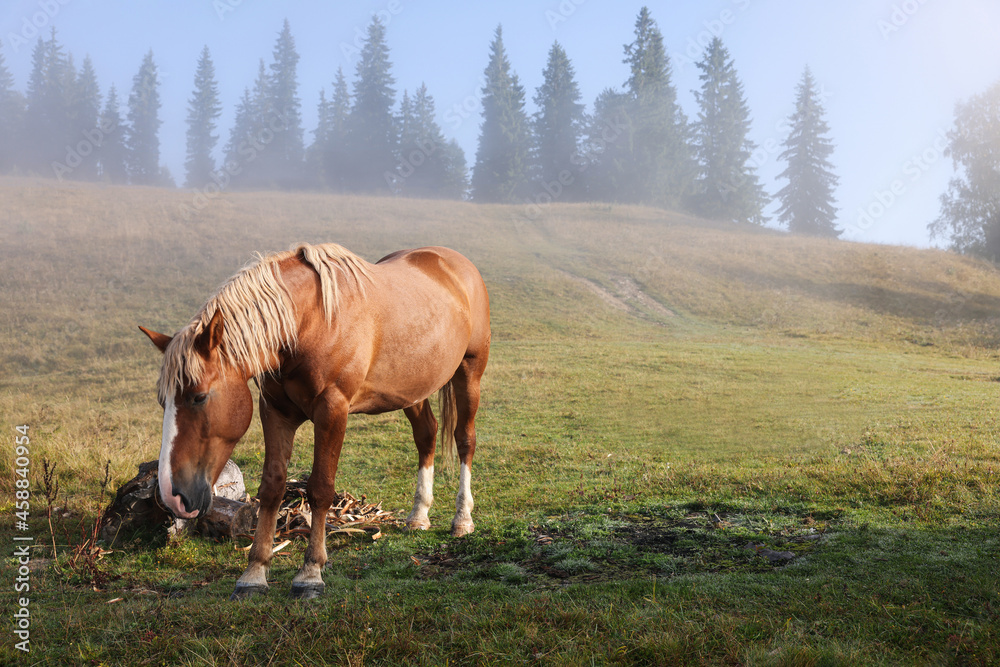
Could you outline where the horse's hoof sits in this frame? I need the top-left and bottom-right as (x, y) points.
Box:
(451, 521), (475, 538)
(290, 582), (325, 600)
(229, 583), (269, 601)
(405, 519), (431, 531)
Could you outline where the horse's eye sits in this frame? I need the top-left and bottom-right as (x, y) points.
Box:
(192, 392), (209, 406)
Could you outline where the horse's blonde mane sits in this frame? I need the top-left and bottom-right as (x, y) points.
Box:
(156, 243), (372, 404)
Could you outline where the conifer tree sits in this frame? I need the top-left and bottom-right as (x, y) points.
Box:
(306, 88), (331, 187)
(184, 46), (222, 188)
(776, 67), (840, 237)
(582, 88), (632, 201)
(391, 83), (462, 198)
(691, 37), (767, 224)
(322, 67), (352, 190)
(264, 19), (304, 187)
(533, 41), (585, 200)
(25, 31), (75, 174)
(125, 50), (162, 185)
(71, 55), (101, 180)
(23, 37), (50, 171)
(441, 139), (469, 200)
(97, 84), (127, 183)
(346, 16), (397, 192)
(472, 25), (531, 203)
(414, 84), (467, 198)
(224, 86), (256, 186)
(396, 88), (415, 159)
(0, 47), (25, 172)
(620, 7), (694, 207)
(224, 60), (270, 188)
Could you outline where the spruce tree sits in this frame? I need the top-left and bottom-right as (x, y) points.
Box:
(23, 37), (49, 171)
(414, 84), (465, 198)
(306, 88), (331, 187)
(71, 55), (101, 180)
(620, 7), (694, 208)
(25, 31), (75, 174)
(97, 84), (127, 183)
(224, 60), (270, 188)
(391, 83), (460, 198)
(441, 139), (469, 200)
(125, 50), (162, 185)
(533, 41), (585, 200)
(322, 67), (352, 190)
(394, 89), (415, 188)
(345, 16), (397, 192)
(776, 67), (840, 237)
(184, 46), (222, 188)
(224, 86), (256, 186)
(471, 25), (531, 203)
(583, 88), (632, 201)
(0, 47), (25, 172)
(264, 19), (304, 187)
(691, 37), (767, 224)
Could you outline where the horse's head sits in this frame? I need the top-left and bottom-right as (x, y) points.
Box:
(139, 311), (253, 519)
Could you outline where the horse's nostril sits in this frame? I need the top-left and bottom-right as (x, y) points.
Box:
(176, 489), (194, 514)
(172, 480), (211, 517)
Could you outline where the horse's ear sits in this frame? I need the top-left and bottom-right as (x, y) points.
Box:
(194, 310), (225, 358)
(138, 326), (173, 354)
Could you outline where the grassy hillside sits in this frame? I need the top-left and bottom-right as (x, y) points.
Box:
(3, 177), (999, 482)
(2, 178), (999, 664)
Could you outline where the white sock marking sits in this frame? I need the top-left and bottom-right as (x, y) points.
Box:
(408, 465), (434, 526)
(455, 463), (474, 520)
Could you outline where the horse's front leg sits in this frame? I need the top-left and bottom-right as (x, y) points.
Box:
(231, 397), (303, 600)
(291, 392), (348, 600)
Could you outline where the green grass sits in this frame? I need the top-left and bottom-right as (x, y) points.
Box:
(2, 179), (1000, 664)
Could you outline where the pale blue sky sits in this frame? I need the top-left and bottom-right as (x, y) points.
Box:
(3, 1), (999, 246)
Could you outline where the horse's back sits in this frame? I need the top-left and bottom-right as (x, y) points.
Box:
(375, 247), (490, 337)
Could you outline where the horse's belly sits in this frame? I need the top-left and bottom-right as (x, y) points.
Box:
(349, 324), (468, 414)
(349, 356), (462, 414)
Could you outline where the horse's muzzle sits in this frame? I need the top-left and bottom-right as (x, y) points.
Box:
(168, 476), (212, 519)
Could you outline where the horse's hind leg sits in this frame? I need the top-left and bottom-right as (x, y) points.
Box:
(450, 352), (488, 538)
(404, 399), (438, 530)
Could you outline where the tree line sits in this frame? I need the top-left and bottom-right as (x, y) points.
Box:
(0, 8), (844, 238)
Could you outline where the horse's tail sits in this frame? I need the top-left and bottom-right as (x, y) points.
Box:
(438, 380), (457, 467)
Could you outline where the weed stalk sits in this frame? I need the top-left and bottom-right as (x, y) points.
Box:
(42, 458), (59, 558)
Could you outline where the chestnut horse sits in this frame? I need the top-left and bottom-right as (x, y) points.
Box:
(139, 243), (490, 599)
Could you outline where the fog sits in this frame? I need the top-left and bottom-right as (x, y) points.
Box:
(2, 0), (999, 246)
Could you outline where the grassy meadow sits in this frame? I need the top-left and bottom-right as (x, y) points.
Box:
(2, 177), (1000, 665)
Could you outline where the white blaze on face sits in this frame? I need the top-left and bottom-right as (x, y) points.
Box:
(158, 396), (194, 518)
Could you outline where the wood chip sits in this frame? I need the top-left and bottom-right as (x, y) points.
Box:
(231, 480), (396, 545)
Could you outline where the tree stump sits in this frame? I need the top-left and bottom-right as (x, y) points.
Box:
(100, 462), (395, 547)
(100, 461), (170, 545)
(100, 460), (251, 545)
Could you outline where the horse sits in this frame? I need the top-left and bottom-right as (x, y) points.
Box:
(139, 243), (490, 599)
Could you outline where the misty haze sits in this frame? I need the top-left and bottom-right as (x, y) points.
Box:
(2, 2), (1000, 664)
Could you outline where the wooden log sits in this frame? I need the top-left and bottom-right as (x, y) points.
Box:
(101, 460), (394, 546)
(100, 461), (172, 546)
(101, 459), (251, 545)
(194, 497), (258, 541)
